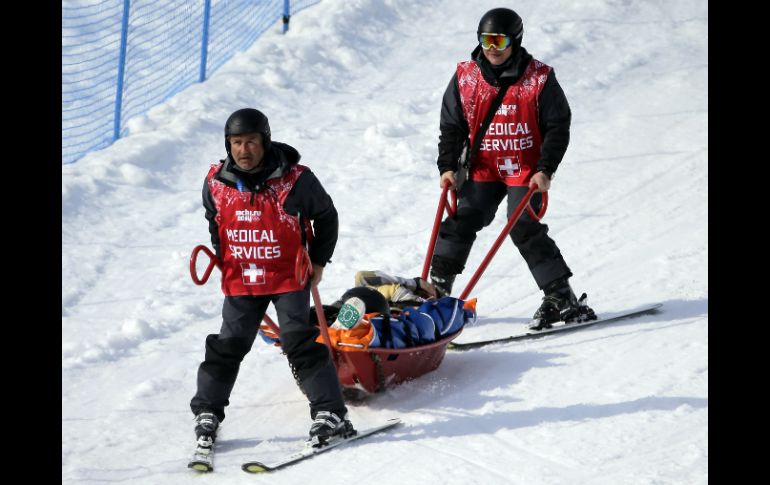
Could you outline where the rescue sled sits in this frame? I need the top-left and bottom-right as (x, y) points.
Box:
(189, 184), (545, 395)
(190, 245), (463, 395)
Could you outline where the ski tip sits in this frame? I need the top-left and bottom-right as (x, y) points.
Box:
(188, 462), (213, 472)
(242, 462), (269, 473)
(446, 341), (471, 351)
(375, 417), (402, 429)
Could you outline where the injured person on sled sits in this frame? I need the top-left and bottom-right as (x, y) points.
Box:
(259, 270), (476, 350)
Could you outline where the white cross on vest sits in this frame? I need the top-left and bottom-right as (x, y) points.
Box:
(242, 263), (265, 285)
(498, 157), (520, 177)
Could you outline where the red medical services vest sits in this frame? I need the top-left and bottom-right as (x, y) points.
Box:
(456, 58), (551, 186)
(206, 163), (311, 296)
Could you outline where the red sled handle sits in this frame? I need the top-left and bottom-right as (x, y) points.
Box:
(296, 247), (338, 367)
(189, 244), (281, 336)
(190, 245), (221, 285)
(459, 186), (548, 300)
(295, 246), (312, 287)
(421, 182), (458, 280)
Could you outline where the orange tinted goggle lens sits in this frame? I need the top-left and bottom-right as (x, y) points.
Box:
(479, 33), (511, 50)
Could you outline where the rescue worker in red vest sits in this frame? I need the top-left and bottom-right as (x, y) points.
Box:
(428, 8), (595, 329)
(190, 108), (355, 451)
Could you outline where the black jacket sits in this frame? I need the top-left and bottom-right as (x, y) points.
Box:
(437, 46), (572, 179)
(202, 141), (338, 267)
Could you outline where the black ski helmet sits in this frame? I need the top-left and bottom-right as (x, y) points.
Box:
(338, 287), (390, 316)
(477, 8), (523, 51)
(224, 108), (271, 156)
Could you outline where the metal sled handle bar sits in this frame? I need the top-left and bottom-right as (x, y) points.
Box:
(257, 315), (282, 340)
(459, 186), (548, 300)
(312, 284), (337, 367)
(295, 247), (312, 287)
(447, 183), (458, 218)
(297, 248), (338, 367)
(421, 182), (459, 280)
(189, 244), (281, 336)
(190, 245), (222, 285)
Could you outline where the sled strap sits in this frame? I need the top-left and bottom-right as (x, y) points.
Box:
(380, 313), (393, 349)
(469, 83), (512, 163)
(399, 312), (416, 348)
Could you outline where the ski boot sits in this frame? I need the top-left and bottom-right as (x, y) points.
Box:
(195, 412), (219, 448)
(306, 411), (357, 448)
(429, 271), (456, 298)
(530, 278), (596, 330)
(189, 412), (220, 472)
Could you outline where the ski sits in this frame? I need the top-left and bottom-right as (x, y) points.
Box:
(187, 443), (215, 472)
(242, 417), (401, 473)
(448, 303), (663, 351)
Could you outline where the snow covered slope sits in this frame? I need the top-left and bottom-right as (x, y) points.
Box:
(62, 0), (707, 483)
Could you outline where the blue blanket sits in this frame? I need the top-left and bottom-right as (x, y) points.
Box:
(369, 297), (475, 349)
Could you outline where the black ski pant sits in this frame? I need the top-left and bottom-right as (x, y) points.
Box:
(190, 289), (347, 423)
(431, 180), (572, 290)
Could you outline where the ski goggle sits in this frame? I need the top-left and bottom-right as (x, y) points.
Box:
(479, 33), (512, 51)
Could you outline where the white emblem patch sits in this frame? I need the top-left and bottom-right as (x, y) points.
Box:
(241, 263), (266, 285)
(497, 156), (521, 177)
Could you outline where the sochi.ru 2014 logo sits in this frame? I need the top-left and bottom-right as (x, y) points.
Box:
(235, 210), (262, 222)
(496, 104), (517, 116)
